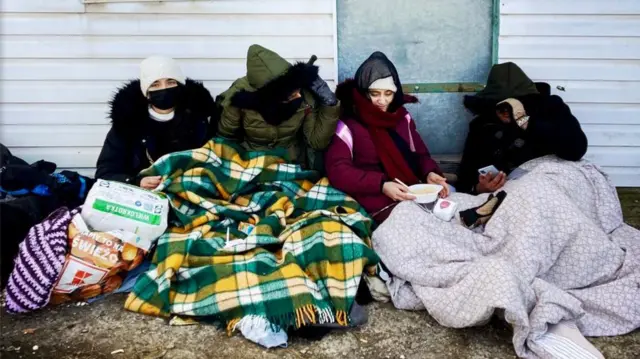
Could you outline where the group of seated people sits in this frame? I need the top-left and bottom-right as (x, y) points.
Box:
(96, 44), (588, 226)
(6, 44), (625, 358)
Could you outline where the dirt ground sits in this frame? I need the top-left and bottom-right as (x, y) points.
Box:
(1, 189), (639, 359)
(618, 188), (640, 229)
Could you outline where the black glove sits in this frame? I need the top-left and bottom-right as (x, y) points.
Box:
(309, 76), (338, 106)
(306, 54), (337, 106)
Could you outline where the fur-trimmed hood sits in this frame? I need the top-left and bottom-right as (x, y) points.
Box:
(230, 62), (318, 110)
(108, 78), (214, 137)
(230, 45), (318, 111)
(336, 79), (418, 118)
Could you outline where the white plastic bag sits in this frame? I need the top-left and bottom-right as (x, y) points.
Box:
(81, 179), (169, 243)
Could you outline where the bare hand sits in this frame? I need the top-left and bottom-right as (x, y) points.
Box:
(427, 172), (450, 198)
(140, 176), (162, 190)
(476, 172), (506, 193)
(382, 182), (416, 201)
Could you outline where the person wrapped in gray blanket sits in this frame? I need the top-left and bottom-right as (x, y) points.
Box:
(456, 62), (588, 195)
(372, 156), (640, 359)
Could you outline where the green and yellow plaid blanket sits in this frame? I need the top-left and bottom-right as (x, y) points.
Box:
(125, 139), (379, 331)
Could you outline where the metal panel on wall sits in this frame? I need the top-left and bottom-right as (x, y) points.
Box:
(337, 0), (493, 154)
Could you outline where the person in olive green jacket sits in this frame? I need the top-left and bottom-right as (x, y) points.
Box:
(217, 44), (339, 169)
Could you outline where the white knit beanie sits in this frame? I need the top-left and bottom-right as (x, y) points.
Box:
(369, 76), (397, 92)
(139, 56), (186, 95)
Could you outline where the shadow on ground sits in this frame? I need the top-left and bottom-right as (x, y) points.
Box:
(1, 189), (639, 359)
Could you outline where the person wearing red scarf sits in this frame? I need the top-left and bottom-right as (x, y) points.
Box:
(326, 52), (449, 223)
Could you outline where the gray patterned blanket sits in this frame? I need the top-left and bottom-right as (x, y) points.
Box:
(372, 157), (640, 358)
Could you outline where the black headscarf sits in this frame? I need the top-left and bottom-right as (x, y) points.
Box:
(354, 52), (406, 113)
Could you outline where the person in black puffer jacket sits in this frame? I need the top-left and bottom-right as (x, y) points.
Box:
(96, 56), (218, 189)
(456, 62), (588, 194)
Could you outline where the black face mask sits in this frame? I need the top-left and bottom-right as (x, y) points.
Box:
(148, 86), (180, 110)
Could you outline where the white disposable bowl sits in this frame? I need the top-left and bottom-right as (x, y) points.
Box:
(408, 184), (443, 204)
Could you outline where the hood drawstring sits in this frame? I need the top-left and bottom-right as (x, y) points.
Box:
(406, 114), (416, 152)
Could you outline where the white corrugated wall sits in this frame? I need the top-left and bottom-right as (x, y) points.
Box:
(499, 0), (640, 186)
(2, 1), (638, 186)
(0, 0), (337, 176)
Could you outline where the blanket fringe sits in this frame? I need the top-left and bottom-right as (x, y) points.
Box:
(294, 304), (319, 328)
(336, 310), (348, 326)
(304, 305), (316, 324)
(226, 305), (346, 334)
(226, 318), (241, 335)
(318, 307), (335, 324)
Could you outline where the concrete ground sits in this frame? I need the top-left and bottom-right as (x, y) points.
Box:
(2, 189), (639, 359)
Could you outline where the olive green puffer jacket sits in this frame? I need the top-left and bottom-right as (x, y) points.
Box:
(217, 45), (339, 167)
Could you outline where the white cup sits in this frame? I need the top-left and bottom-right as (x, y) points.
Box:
(433, 198), (458, 222)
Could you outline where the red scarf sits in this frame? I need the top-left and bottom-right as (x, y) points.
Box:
(352, 88), (420, 185)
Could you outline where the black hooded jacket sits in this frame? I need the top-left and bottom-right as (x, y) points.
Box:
(95, 79), (217, 184)
(457, 62), (589, 193)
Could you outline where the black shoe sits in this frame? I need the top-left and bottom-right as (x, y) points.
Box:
(460, 191), (507, 229)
